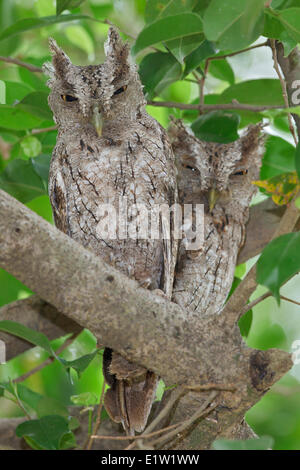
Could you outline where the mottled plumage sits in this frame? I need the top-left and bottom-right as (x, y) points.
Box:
(45, 28), (177, 433)
(169, 119), (264, 316)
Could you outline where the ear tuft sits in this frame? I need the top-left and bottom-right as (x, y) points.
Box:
(48, 37), (72, 78)
(104, 27), (130, 63)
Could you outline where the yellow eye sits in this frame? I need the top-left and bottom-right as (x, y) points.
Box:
(61, 94), (78, 102)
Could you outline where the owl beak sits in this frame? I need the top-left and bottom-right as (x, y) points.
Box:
(208, 187), (220, 212)
(92, 105), (103, 137)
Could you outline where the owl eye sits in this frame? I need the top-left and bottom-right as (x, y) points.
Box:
(61, 94), (78, 102)
(113, 85), (127, 96)
(233, 169), (248, 176)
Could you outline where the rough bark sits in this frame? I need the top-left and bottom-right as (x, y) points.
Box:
(0, 188), (293, 450)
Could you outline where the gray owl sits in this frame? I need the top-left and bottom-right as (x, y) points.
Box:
(44, 28), (178, 434)
(169, 119), (264, 316)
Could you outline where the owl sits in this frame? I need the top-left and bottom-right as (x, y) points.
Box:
(44, 28), (178, 434)
(169, 119), (264, 316)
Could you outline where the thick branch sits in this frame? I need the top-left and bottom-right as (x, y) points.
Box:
(0, 188), (208, 385)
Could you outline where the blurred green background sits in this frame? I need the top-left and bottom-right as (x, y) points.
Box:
(0, 0), (300, 450)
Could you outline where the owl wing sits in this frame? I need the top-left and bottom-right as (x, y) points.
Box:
(48, 146), (70, 235)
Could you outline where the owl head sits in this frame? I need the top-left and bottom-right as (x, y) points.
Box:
(43, 27), (146, 131)
(169, 119), (265, 218)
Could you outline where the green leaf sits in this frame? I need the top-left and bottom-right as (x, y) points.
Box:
(0, 104), (42, 130)
(220, 79), (284, 106)
(145, 0), (197, 23)
(257, 232), (300, 303)
(19, 92), (53, 121)
(4, 81), (33, 105)
(21, 136), (42, 159)
(59, 350), (99, 378)
(203, 0), (265, 50)
(132, 13), (203, 55)
(278, 7), (300, 42)
(17, 384), (43, 412)
(0, 320), (54, 355)
(0, 158), (46, 203)
(166, 34), (204, 64)
(261, 135), (295, 179)
(31, 154), (51, 190)
(295, 137), (300, 181)
(0, 80), (5, 104)
(191, 111), (240, 143)
(0, 15), (96, 42)
(183, 40), (216, 77)
(16, 415), (74, 450)
(209, 59), (235, 85)
(71, 392), (98, 406)
(213, 436), (274, 450)
(56, 0), (86, 15)
(239, 309), (253, 337)
(139, 52), (182, 99)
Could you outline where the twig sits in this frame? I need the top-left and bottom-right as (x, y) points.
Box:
(146, 391), (219, 449)
(31, 125), (57, 135)
(142, 386), (186, 436)
(91, 422), (179, 442)
(199, 60), (210, 111)
(241, 292), (300, 316)
(12, 337), (73, 384)
(146, 100), (286, 112)
(270, 39), (298, 145)
(207, 41), (269, 62)
(84, 379), (106, 450)
(0, 56), (42, 73)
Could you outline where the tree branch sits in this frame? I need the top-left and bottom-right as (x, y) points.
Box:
(147, 101), (286, 113)
(0, 56), (42, 73)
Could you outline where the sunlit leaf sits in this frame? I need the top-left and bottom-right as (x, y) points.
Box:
(166, 33), (204, 64)
(278, 7), (300, 42)
(21, 136), (42, 159)
(0, 15), (96, 42)
(253, 172), (299, 205)
(220, 79), (284, 106)
(0, 320), (54, 355)
(203, 0), (265, 50)
(0, 104), (42, 130)
(133, 13), (203, 55)
(257, 232), (300, 303)
(145, 0), (197, 23)
(71, 392), (98, 406)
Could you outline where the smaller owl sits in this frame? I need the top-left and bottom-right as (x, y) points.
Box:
(169, 119), (265, 316)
